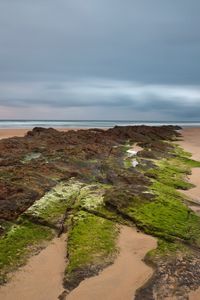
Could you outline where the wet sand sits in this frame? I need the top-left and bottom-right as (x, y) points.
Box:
(178, 128), (200, 209)
(178, 128), (200, 161)
(177, 128), (200, 300)
(0, 235), (67, 300)
(67, 226), (157, 300)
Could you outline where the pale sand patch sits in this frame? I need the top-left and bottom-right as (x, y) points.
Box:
(177, 128), (200, 300)
(0, 235), (67, 300)
(132, 144), (143, 153)
(0, 128), (30, 139)
(67, 226), (157, 300)
(190, 289), (200, 300)
(127, 144), (143, 156)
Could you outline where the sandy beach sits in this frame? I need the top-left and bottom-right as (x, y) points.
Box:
(0, 129), (30, 139)
(178, 128), (200, 161)
(177, 128), (200, 300)
(178, 128), (200, 209)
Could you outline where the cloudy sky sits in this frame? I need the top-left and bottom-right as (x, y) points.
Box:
(0, 0), (200, 120)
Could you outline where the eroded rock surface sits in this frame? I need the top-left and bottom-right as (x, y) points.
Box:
(0, 125), (180, 225)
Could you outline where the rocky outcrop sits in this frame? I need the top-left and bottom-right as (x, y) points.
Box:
(0, 126), (180, 224)
(2, 125), (200, 299)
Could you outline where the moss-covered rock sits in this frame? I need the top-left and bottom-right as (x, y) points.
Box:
(64, 210), (118, 291)
(0, 219), (53, 284)
(2, 126), (200, 298)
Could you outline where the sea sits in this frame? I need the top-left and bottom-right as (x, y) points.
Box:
(0, 120), (200, 129)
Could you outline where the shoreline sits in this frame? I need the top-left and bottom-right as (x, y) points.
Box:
(0, 128), (84, 140)
(0, 126), (200, 140)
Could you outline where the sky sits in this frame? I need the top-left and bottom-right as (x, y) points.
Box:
(0, 0), (200, 120)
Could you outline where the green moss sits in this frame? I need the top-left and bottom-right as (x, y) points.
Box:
(66, 211), (118, 274)
(25, 180), (82, 224)
(21, 152), (41, 163)
(0, 219), (53, 283)
(94, 206), (130, 224)
(124, 158), (132, 168)
(171, 144), (200, 167)
(125, 145), (200, 245)
(147, 239), (189, 261)
(147, 159), (194, 189)
(171, 144), (192, 157)
(121, 142), (131, 153)
(0, 221), (14, 236)
(0, 171), (13, 180)
(132, 188), (200, 242)
(77, 184), (105, 210)
(178, 156), (200, 168)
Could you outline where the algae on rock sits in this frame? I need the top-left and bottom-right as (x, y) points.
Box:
(64, 210), (119, 291)
(0, 219), (53, 284)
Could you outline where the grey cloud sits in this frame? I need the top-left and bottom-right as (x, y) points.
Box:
(0, 79), (200, 119)
(0, 0), (200, 83)
(0, 1), (200, 119)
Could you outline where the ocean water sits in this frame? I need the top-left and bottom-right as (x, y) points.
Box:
(0, 120), (200, 129)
